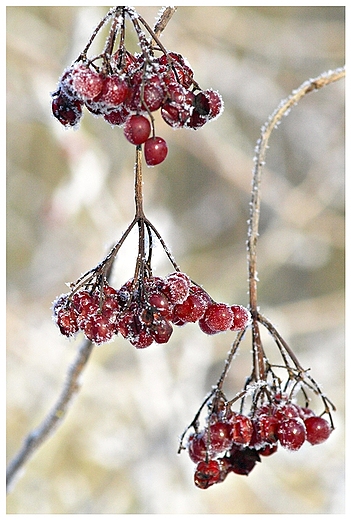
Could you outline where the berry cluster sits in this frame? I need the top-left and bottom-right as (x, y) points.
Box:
(186, 394), (332, 489)
(51, 7), (223, 166)
(53, 272), (251, 348)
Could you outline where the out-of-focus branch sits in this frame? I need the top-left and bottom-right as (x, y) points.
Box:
(6, 338), (94, 493)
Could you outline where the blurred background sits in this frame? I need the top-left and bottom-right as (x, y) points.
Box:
(6, 6), (344, 514)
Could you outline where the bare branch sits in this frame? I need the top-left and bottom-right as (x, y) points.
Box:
(6, 338), (94, 492)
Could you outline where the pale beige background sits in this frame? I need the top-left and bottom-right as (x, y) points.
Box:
(7, 6), (344, 514)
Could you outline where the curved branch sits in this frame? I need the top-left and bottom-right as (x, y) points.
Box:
(247, 66), (345, 317)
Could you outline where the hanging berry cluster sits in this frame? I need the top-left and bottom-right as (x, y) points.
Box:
(51, 6), (223, 166)
(179, 335), (335, 489)
(52, 142), (250, 349)
(53, 270), (250, 349)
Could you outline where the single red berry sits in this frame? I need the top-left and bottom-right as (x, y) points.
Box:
(124, 114), (151, 145)
(203, 89), (223, 119)
(163, 272), (191, 305)
(173, 294), (204, 323)
(229, 413), (254, 446)
(304, 416), (332, 445)
(207, 421), (232, 454)
(274, 403), (300, 421)
(254, 414), (278, 444)
(51, 93), (82, 127)
(230, 305), (251, 331)
(100, 75), (129, 107)
(187, 431), (207, 463)
(53, 296), (79, 337)
(201, 302), (234, 333)
(258, 442), (278, 456)
(103, 107), (130, 126)
(130, 329), (154, 349)
(276, 418), (306, 451)
(198, 316), (218, 335)
(72, 65), (104, 100)
(194, 460), (221, 489)
(144, 137), (168, 166)
(150, 317), (173, 344)
(148, 291), (173, 320)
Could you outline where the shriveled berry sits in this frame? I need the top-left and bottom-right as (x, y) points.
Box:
(226, 445), (260, 476)
(51, 93), (82, 127)
(194, 460), (221, 489)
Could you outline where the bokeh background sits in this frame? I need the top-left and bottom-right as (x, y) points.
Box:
(6, 6), (345, 514)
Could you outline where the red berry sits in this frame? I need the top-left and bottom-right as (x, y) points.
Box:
(230, 305), (251, 331)
(207, 421), (232, 454)
(173, 294), (206, 323)
(51, 93), (82, 127)
(150, 318), (173, 344)
(163, 272), (191, 305)
(276, 418), (306, 451)
(100, 75), (129, 107)
(144, 137), (168, 166)
(201, 302), (234, 333)
(103, 107), (130, 126)
(304, 416), (332, 445)
(194, 460), (221, 489)
(148, 291), (172, 320)
(124, 114), (151, 145)
(72, 65), (104, 100)
(187, 431), (207, 463)
(229, 413), (254, 446)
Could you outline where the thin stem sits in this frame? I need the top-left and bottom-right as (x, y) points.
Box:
(134, 145), (145, 218)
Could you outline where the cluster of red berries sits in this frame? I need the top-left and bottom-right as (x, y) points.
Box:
(186, 394), (332, 489)
(51, 50), (223, 166)
(52, 271), (251, 348)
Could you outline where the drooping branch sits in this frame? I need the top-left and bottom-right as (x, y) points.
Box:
(247, 66), (345, 318)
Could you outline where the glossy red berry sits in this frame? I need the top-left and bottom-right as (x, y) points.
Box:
(124, 114), (151, 145)
(100, 75), (129, 107)
(229, 413), (254, 446)
(144, 137), (168, 166)
(304, 416), (332, 445)
(276, 418), (306, 451)
(207, 421), (232, 454)
(201, 302), (234, 333)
